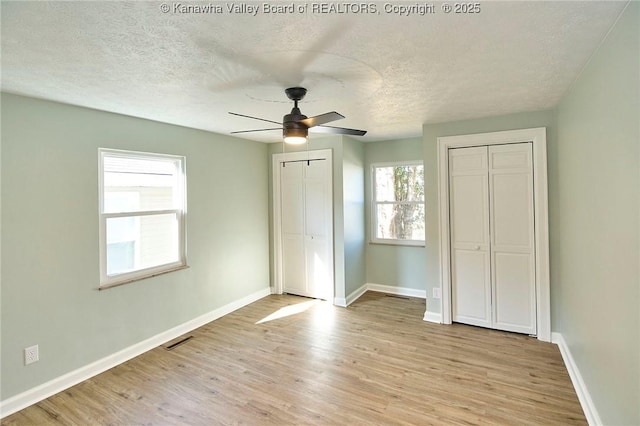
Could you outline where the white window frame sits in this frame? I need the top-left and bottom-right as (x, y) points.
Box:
(98, 148), (187, 289)
(371, 161), (425, 247)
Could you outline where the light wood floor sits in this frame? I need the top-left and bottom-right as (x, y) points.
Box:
(3, 292), (586, 425)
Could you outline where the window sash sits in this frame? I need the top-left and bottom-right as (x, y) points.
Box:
(374, 201), (424, 206)
(99, 149), (185, 215)
(99, 210), (186, 288)
(102, 209), (181, 219)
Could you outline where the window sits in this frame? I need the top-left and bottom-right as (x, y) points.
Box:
(99, 149), (186, 288)
(372, 162), (425, 245)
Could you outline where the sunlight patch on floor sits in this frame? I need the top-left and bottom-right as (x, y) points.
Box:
(255, 299), (321, 324)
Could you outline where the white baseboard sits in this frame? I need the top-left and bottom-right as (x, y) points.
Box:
(551, 332), (601, 426)
(333, 297), (347, 307)
(423, 310), (442, 324)
(335, 283), (367, 307)
(366, 283), (427, 299)
(345, 284), (368, 306)
(0, 287), (272, 419)
(340, 283), (427, 307)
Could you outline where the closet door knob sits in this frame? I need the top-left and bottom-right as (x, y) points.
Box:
(474, 245), (481, 250)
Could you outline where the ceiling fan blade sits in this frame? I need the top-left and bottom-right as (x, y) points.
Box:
(231, 128), (282, 134)
(229, 112), (282, 126)
(299, 112), (344, 128)
(311, 125), (367, 136)
(199, 38), (279, 81)
(212, 75), (273, 92)
(296, 22), (349, 71)
(198, 38), (292, 88)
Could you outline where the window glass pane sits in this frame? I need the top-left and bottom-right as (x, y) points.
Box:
(106, 213), (179, 276)
(107, 241), (135, 276)
(106, 216), (138, 275)
(376, 203), (425, 240)
(103, 156), (178, 213)
(375, 165), (424, 202)
(375, 167), (395, 201)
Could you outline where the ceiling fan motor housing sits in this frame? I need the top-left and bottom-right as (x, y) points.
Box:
(283, 121), (308, 139)
(284, 107), (309, 138)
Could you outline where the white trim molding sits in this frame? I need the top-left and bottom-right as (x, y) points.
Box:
(340, 283), (427, 307)
(333, 296), (347, 307)
(366, 283), (427, 299)
(423, 311), (442, 324)
(343, 283), (369, 307)
(0, 287), (271, 419)
(552, 332), (602, 425)
(437, 127), (551, 342)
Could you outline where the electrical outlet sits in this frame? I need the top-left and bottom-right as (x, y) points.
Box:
(24, 345), (39, 365)
(432, 287), (441, 299)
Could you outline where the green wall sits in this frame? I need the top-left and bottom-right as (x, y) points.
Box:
(555, 2), (639, 424)
(423, 110), (556, 314)
(0, 94), (271, 400)
(364, 138), (426, 291)
(342, 138), (366, 297)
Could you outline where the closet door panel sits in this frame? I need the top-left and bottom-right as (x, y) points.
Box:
(281, 162), (306, 295)
(451, 175), (489, 247)
(491, 173), (532, 249)
(281, 163), (304, 235)
(305, 237), (331, 300)
(304, 161), (326, 238)
(304, 160), (330, 299)
(449, 147), (492, 328)
(451, 250), (492, 326)
(283, 235), (305, 294)
(489, 143), (536, 334)
(493, 252), (535, 332)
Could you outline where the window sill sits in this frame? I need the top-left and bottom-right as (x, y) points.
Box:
(99, 264), (189, 290)
(369, 240), (425, 248)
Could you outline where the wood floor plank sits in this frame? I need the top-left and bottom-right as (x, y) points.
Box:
(2, 292), (586, 425)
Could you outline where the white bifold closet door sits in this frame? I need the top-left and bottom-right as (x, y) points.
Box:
(449, 143), (536, 335)
(280, 159), (331, 300)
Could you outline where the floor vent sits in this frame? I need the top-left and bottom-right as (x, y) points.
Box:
(164, 336), (194, 350)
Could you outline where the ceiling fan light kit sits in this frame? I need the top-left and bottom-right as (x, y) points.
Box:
(283, 129), (308, 145)
(230, 87), (367, 144)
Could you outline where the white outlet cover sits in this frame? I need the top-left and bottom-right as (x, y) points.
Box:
(24, 344), (39, 365)
(433, 288), (442, 299)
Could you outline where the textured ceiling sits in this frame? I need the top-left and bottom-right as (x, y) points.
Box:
(0, 1), (628, 142)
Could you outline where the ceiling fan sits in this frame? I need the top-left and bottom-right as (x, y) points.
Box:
(230, 87), (367, 144)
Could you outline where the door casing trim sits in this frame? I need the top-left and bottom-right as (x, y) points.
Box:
(272, 149), (334, 303)
(437, 128), (550, 342)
